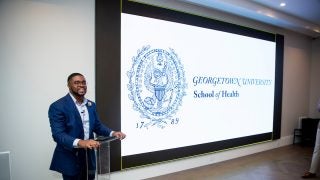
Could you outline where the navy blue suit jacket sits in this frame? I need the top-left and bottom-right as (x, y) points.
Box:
(48, 94), (112, 176)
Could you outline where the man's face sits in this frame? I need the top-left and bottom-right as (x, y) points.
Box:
(68, 75), (87, 97)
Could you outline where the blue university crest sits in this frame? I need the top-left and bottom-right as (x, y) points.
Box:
(127, 45), (187, 128)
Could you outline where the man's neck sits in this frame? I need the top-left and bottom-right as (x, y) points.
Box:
(75, 96), (84, 104)
(70, 92), (84, 104)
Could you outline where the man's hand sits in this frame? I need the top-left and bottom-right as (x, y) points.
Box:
(112, 131), (126, 140)
(78, 139), (100, 149)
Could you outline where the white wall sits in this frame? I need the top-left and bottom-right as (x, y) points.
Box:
(0, 0), (95, 180)
(0, 0), (319, 180)
(309, 38), (320, 117)
(281, 32), (312, 135)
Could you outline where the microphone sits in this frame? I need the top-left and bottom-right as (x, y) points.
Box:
(81, 110), (85, 114)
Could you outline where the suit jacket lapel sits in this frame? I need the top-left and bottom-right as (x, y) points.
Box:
(86, 101), (94, 135)
(65, 94), (84, 130)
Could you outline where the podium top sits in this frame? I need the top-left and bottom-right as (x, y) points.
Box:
(95, 136), (118, 142)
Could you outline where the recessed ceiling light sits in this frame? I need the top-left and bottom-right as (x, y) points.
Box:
(266, 13), (275, 18)
(280, 2), (286, 7)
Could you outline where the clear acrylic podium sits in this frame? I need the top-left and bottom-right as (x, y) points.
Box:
(88, 136), (118, 180)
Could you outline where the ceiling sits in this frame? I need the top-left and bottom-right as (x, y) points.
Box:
(178, 0), (320, 38)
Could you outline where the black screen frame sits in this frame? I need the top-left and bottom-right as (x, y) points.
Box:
(96, 0), (283, 171)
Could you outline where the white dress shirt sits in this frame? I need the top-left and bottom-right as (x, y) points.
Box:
(69, 93), (90, 147)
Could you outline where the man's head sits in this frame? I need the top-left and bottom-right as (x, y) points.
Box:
(67, 73), (87, 98)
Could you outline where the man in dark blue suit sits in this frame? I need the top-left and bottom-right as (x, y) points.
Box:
(48, 73), (126, 180)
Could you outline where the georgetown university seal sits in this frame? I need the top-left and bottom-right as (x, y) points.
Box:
(127, 45), (187, 128)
